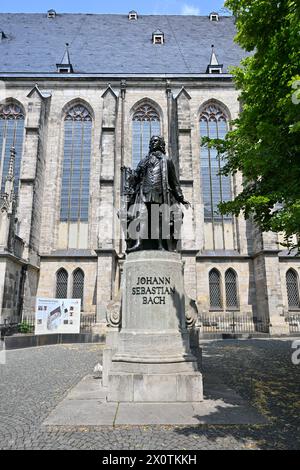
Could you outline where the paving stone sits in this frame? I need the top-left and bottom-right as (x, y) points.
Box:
(0, 340), (299, 450)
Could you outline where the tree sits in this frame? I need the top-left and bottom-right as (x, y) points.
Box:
(205, 0), (300, 251)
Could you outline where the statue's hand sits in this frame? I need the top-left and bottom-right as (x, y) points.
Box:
(182, 200), (191, 209)
(122, 165), (134, 174)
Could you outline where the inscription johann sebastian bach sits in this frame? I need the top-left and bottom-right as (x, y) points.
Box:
(132, 277), (175, 305)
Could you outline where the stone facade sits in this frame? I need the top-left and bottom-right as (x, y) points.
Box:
(0, 14), (299, 335)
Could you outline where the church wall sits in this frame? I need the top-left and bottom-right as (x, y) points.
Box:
(0, 80), (298, 334)
(3, 81), (243, 253)
(28, 97), (49, 255)
(195, 258), (254, 316)
(0, 260), (6, 322)
(39, 85), (103, 253)
(279, 259), (300, 316)
(98, 87), (117, 253)
(188, 86), (242, 253)
(37, 258), (97, 313)
(21, 265), (39, 318)
(262, 255), (289, 335)
(182, 254), (197, 300)
(0, 258), (23, 321)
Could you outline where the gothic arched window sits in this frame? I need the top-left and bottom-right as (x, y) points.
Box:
(56, 268), (68, 298)
(209, 269), (222, 309)
(0, 103), (25, 194)
(132, 104), (161, 168)
(286, 269), (300, 310)
(200, 103), (232, 222)
(72, 268), (84, 309)
(225, 269), (239, 309)
(60, 104), (92, 222)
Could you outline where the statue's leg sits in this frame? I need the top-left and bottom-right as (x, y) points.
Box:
(127, 203), (148, 252)
(170, 205), (183, 252)
(158, 211), (167, 251)
(149, 203), (160, 249)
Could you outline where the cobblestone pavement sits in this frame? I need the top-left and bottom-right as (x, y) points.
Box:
(0, 339), (299, 450)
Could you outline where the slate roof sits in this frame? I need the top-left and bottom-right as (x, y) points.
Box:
(0, 13), (247, 75)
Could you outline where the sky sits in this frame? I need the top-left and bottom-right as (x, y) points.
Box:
(0, 0), (228, 15)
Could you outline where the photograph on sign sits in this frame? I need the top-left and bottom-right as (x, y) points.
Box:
(35, 298), (81, 335)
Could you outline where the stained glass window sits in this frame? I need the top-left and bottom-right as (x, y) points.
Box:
(225, 269), (239, 309)
(0, 103), (25, 194)
(132, 104), (161, 168)
(200, 104), (232, 221)
(209, 269), (222, 309)
(286, 269), (300, 309)
(56, 268), (68, 298)
(60, 105), (92, 222)
(72, 268), (84, 309)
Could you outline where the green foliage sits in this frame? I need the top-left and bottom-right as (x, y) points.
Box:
(207, 0), (300, 250)
(18, 322), (34, 334)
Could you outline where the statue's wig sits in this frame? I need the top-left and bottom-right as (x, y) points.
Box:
(149, 135), (166, 153)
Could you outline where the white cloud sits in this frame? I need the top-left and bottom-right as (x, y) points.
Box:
(181, 4), (201, 15)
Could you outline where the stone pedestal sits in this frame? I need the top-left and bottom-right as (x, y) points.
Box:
(106, 251), (203, 402)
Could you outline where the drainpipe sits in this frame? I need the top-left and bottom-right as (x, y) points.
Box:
(166, 80), (172, 157)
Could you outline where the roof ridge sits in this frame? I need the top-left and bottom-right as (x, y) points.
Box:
(0, 12), (234, 18)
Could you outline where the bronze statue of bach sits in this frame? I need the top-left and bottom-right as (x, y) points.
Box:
(120, 136), (190, 252)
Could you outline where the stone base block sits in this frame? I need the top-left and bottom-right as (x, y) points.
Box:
(108, 371), (203, 403)
(109, 358), (200, 374)
(105, 251), (204, 403)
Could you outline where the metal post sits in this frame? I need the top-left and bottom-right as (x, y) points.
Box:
(232, 311), (236, 335)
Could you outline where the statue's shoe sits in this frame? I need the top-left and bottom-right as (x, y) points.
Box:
(127, 241), (143, 253)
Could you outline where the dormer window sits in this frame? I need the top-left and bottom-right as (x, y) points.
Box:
(152, 30), (164, 45)
(128, 10), (138, 20)
(47, 9), (57, 19)
(56, 43), (74, 74)
(209, 12), (219, 22)
(206, 45), (223, 74)
(57, 67), (72, 74)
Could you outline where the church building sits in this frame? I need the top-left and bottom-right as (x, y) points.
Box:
(0, 10), (298, 335)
